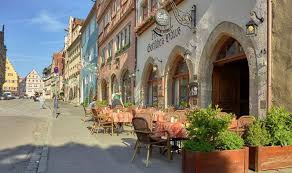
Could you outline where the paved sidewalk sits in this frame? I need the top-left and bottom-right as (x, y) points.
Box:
(46, 102), (292, 173)
(46, 102), (180, 173)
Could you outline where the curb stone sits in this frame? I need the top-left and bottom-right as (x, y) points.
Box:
(24, 108), (52, 173)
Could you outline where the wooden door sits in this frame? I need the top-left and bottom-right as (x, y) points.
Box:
(212, 65), (240, 114)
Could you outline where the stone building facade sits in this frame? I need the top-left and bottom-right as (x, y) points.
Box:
(96, 0), (136, 104)
(25, 69), (44, 97)
(80, 3), (98, 104)
(0, 25), (7, 94)
(2, 58), (19, 95)
(135, 0), (268, 117)
(64, 17), (83, 104)
(271, 0), (292, 112)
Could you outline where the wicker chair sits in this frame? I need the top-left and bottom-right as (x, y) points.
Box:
(91, 108), (114, 135)
(237, 115), (256, 136)
(131, 117), (172, 167)
(81, 104), (93, 122)
(134, 112), (153, 131)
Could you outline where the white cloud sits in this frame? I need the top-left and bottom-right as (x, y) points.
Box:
(30, 10), (66, 32)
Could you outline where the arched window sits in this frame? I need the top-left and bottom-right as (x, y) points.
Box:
(101, 79), (108, 101)
(217, 38), (244, 60)
(147, 65), (160, 107)
(122, 71), (131, 103)
(173, 58), (189, 107)
(111, 75), (118, 94)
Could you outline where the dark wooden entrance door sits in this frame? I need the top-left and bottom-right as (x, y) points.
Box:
(213, 65), (240, 114)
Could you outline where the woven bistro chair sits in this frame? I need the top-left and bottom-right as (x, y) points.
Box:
(237, 115), (256, 136)
(131, 117), (172, 167)
(81, 104), (93, 122)
(134, 112), (154, 131)
(91, 108), (114, 135)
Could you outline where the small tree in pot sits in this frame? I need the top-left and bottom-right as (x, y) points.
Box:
(182, 106), (248, 173)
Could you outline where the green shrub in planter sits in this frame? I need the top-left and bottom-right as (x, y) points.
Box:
(216, 131), (244, 150)
(265, 106), (292, 146)
(183, 140), (215, 152)
(244, 120), (271, 146)
(183, 106), (244, 152)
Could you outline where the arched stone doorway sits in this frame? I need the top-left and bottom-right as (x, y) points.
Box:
(198, 22), (260, 116)
(212, 37), (249, 117)
(101, 79), (108, 101)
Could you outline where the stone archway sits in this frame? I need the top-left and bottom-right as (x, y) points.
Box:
(164, 45), (194, 107)
(197, 21), (259, 116)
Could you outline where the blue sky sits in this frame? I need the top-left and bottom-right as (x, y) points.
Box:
(0, 0), (93, 77)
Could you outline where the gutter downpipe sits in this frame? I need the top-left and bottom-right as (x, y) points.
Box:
(267, 0), (272, 111)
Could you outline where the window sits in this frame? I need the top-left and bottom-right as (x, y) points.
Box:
(172, 58), (189, 107)
(101, 48), (106, 63)
(108, 9), (112, 23)
(128, 25), (131, 45)
(147, 66), (159, 107)
(121, 31), (124, 47)
(117, 0), (120, 11)
(111, 75), (118, 94)
(143, 0), (148, 20)
(151, 0), (158, 11)
(124, 27), (128, 46)
(116, 35), (120, 51)
(217, 38), (243, 60)
(108, 41), (113, 58)
(113, 1), (117, 14)
(8, 73), (13, 76)
(122, 71), (131, 103)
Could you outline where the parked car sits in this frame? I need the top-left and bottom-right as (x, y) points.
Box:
(0, 94), (4, 100)
(3, 92), (14, 100)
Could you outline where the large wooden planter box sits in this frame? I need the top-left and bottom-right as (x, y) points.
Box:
(249, 145), (292, 171)
(182, 147), (249, 173)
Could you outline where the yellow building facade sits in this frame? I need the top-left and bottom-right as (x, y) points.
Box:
(3, 58), (19, 95)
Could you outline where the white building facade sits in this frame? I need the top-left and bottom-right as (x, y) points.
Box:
(25, 69), (44, 97)
(135, 0), (267, 117)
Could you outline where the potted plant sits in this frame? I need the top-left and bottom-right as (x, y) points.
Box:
(182, 106), (248, 173)
(244, 106), (292, 172)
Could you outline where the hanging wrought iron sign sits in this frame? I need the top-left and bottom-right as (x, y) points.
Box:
(153, 9), (172, 37)
(153, 0), (196, 36)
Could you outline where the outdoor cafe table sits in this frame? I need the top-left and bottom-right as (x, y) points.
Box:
(154, 121), (187, 139)
(109, 111), (133, 123)
(152, 111), (167, 122)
